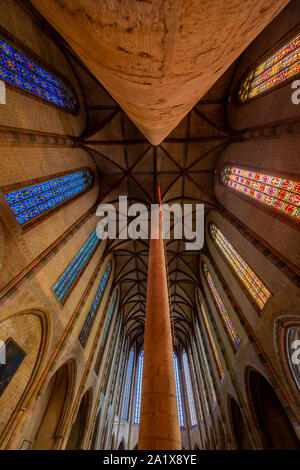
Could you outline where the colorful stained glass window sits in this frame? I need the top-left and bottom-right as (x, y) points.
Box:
(173, 352), (185, 427)
(122, 348), (135, 421)
(199, 302), (225, 381)
(203, 263), (241, 351)
(221, 166), (300, 220)
(78, 262), (111, 346)
(0, 38), (77, 112)
(94, 291), (117, 375)
(53, 230), (100, 304)
(210, 223), (271, 309)
(134, 350), (144, 424)
(195, 322), (216, 405)
(182, 351), (197, 426)
(238, 31), (300, 102)
(4, 169), (93, 226)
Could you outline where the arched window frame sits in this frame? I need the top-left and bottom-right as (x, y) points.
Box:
(0, 25), (79, 114)
(208, 221), (272, 314)
(236, 26), (300, 104)
(197, 295), (225, 381)
(173, 350), (185, 428)
(181, 349), (198, 427)
(219, 163), (300, 227)
(53, 229), (100, 305)
(94, 289), (119, 376)
(122, 346), (135, 422)
(134, 349), (144, 425)
(1, 167), (94, 231)
(202, 261), (241, 352)
(78, 261), (112, 347)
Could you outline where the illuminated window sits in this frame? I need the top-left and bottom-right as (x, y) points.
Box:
(94, 291), (117, 375)
(134, 351), (185, 426)
(78, 262), (111, 346)
(192, 341), (209, 416)
(195, 322), (216, 404)
(210, 223), (271, 310)
(0, 37), (78, 112)
(182, 351), (197, 426)
(203, 263), (241, 351)
(238, 31), (300, 103)
(199, 302), (225, 381)
(134, 350), (144, 424)
(221, 166), (300, 221)
(53, 230), (99, 304)
(122, 348), (134, 421)
(173, 352), (184, 427)
(3, 169), (93, 227)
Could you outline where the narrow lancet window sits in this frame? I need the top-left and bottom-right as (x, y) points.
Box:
(238, 31), (300, 102)
(210, 223), (271, 309)
(3, 169), (93, 228)
(203, 263), (241, 351)
(221, 166), (299, 221)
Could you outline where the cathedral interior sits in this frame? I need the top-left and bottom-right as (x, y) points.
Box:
(0, 0), (300, 451)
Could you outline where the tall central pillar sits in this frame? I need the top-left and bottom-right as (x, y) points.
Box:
(138, 209), (181, 450)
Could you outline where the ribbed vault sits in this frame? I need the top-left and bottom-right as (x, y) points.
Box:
(29, 0), (288, 144)
(61, 49), (240, 349)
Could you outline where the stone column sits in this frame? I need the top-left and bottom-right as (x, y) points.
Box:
(138, 209), (181, 450)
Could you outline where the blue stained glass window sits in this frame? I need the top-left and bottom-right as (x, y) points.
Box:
(122, 348), (135, 421)
(4, 169), (93, 226)
(78, 262), (111, 346)
(0, 38), (77, 112)
(134, 350), (144, 424)
(134, 351), (185, 427)
(182, 351), (198, 426)
(53, 230), (100, 304)
(173, 352), (184, 427)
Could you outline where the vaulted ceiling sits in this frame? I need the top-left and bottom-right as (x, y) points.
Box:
(23, 1), (290, 348)
(29, 0), (289, 144)
(65, 51), (238, 349)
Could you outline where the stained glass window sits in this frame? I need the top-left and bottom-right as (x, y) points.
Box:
(94, 291), (117, 375)
(134, 351), (185, 426)
(134, 350), (144, 424)
(221, 166), (300, 220)
(4, 169), (93, 227)
(78, 262), (111, 346)
(192, 341), (209, 416)
(0, 38), (77, 112)
(173, 352), (185, 427)
(53, 230), (100, 304)
(122, 348), (135, 421)
(210, 223), (271, 309)
(199, 302), (225, 381)
(195, 322), (216, 405)
(182, 351), (197, 426)
(238, 31), (300, 102)
(203, 263), (241, 351)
